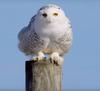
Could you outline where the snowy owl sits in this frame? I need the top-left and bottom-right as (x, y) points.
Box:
(18, 4), (73, 65)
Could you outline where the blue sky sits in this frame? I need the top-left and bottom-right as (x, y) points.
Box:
(0, 0), (100, 90)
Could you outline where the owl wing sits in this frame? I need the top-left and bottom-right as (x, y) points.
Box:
(18, 15), (36, 41)
(54, 22), (73, 56)
(18, 15), (48, 55)
(60, 23), (73, 55)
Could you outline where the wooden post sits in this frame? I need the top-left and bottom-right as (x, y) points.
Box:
(25, 59), (62, 91)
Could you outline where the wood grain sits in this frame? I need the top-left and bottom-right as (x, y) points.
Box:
(25, 60), (62, 91)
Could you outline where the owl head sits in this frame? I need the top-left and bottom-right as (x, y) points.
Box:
(35, 4), (67, 24)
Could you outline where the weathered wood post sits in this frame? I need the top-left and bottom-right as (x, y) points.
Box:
(25, 59), (62, 91)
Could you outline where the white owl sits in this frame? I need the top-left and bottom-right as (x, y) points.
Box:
(18, 4), (73, 65)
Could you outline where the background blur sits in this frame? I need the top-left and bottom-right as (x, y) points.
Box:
(0, 0), (100, 91)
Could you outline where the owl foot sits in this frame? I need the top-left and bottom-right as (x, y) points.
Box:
(37, 51), (45, 61)
(50, 52), (64, 66)
(32, 52), (45, 61)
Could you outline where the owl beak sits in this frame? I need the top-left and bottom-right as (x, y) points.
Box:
(46, 17), (53, 23)
(47, 20), (52, 23)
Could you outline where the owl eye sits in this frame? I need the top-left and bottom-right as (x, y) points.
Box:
(53, 13), (58, 16)
(42, 13), (47, 17)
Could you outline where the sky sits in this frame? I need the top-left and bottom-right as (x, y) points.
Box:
(0, 0), (100, 90)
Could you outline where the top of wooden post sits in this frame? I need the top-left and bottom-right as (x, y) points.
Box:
(25, 58), (62, 91)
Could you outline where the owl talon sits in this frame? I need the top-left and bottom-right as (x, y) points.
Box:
(50, 52), (64, 66)
(49, 58), (54, 64)
(37, 51), (45, 61)
(31, 52), (45, 61)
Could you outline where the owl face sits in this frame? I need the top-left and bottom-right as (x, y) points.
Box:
(36, 4), (66, 24)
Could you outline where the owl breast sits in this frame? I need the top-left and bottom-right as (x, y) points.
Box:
(35, 21), (67, 39)
(42, 29), (72, 56)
